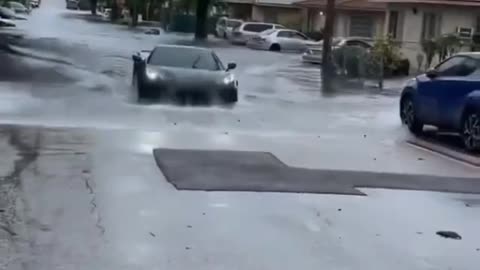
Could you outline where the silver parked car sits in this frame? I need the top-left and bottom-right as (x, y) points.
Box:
(302, 37), (373, 64)
(246, 29), (319, 52)
(5, 1), (30, 14)
(215, 17), (243, 39)
(230, 22), (285, 45)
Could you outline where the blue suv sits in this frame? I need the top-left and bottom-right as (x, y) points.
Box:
(400, 53), (480, 152)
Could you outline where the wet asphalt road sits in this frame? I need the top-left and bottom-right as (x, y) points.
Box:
(1, 0), (480, 269)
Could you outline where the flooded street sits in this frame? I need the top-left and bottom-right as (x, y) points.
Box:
(1, 0), (480, 269)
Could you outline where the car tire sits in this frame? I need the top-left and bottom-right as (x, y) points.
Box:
(269, 44), (281, 52)
(400, 95), (423, 134)
(462, 109), (480, 152)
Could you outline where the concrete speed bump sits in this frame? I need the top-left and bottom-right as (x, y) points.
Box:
(153, 148), (480, 195)
(406, 136), (480, 167)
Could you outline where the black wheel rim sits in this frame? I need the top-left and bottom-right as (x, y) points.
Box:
(402, 99), (415, 128)
(463, 113), (480, 150)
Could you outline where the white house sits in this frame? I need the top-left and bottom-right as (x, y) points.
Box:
(372, 0), (480, 69)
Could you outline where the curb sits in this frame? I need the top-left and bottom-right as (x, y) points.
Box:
(406, 137), (480, 167)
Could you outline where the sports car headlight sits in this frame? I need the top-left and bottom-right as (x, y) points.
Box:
(146, 68), (161, 80)
(223, 74), (235, 84)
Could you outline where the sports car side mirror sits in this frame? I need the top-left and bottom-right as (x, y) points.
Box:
(132, 54), (142, 62)
(226, 62), (236, 71)
(426, 69), (438, 79)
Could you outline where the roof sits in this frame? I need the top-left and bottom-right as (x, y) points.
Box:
(294, 0), (386, 11)
(369, 0), (480, 7)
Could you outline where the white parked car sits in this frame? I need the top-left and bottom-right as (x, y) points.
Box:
(0, 17), (16, 27)
(302, 37), (373, 64)
(215, 17), (242, 39)
(230, 22), (285, 45)
(246, 29), (319, 52)
(5, 1), (30, 14)
(30, 0), (40, 8)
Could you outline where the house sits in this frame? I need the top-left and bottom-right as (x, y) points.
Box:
(224, 0), (387, 33)
(371, 0), (480, 69)
(224, 0), (307, 30)
(294, 0), (387, 37)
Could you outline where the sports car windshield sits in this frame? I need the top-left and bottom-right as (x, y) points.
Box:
(148, 46), (221, 71)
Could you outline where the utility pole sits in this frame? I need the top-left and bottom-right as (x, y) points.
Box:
(321, 0), (336, 92)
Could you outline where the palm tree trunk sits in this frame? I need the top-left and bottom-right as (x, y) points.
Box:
(321, 0), (336, 93)
(195, 0), (210, 40)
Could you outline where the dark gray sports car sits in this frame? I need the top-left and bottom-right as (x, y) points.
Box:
(132, 45), (238, 103)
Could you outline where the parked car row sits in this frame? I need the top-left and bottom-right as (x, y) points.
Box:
(215, 17), (321, 53)
(0, 2), (32, 27)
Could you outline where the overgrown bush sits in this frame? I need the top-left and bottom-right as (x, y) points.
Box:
(364, 35), (407, 77)
(333, 45), (368, 78)
(436, 34), (461, 61)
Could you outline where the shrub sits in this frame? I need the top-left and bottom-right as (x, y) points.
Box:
(365, 35), (404, 77)
(436, 34), (462, 61)
(333, 46), (368, 78)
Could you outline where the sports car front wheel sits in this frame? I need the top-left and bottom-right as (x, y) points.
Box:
(462, 111), (480, 152)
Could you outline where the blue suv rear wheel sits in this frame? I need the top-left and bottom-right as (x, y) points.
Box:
(462, 110), (480, 152)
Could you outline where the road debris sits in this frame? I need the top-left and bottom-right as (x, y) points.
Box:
(436, 231), (462, 240)
(149, 232), (156, 237)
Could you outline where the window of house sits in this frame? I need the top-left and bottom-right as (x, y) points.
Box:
(422, 12), (441, 39)
(388, 11), (400, 39)
(263, 8), (278, 23)
(476, 16), (480, 33)
(349, 16), (374, 37)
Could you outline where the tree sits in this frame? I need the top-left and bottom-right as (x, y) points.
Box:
(421, 38), (437, 70)
(195, 0), (210, 40)
(90, 0), (97, 14)
(110, 0), (119, 21)
(321, 0), (335, 92)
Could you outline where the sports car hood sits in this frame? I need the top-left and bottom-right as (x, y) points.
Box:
(147, 65), (228, 89)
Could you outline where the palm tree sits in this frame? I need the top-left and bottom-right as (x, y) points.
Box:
(321, 0), (336, 92)
(194, 0), (209, 40)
